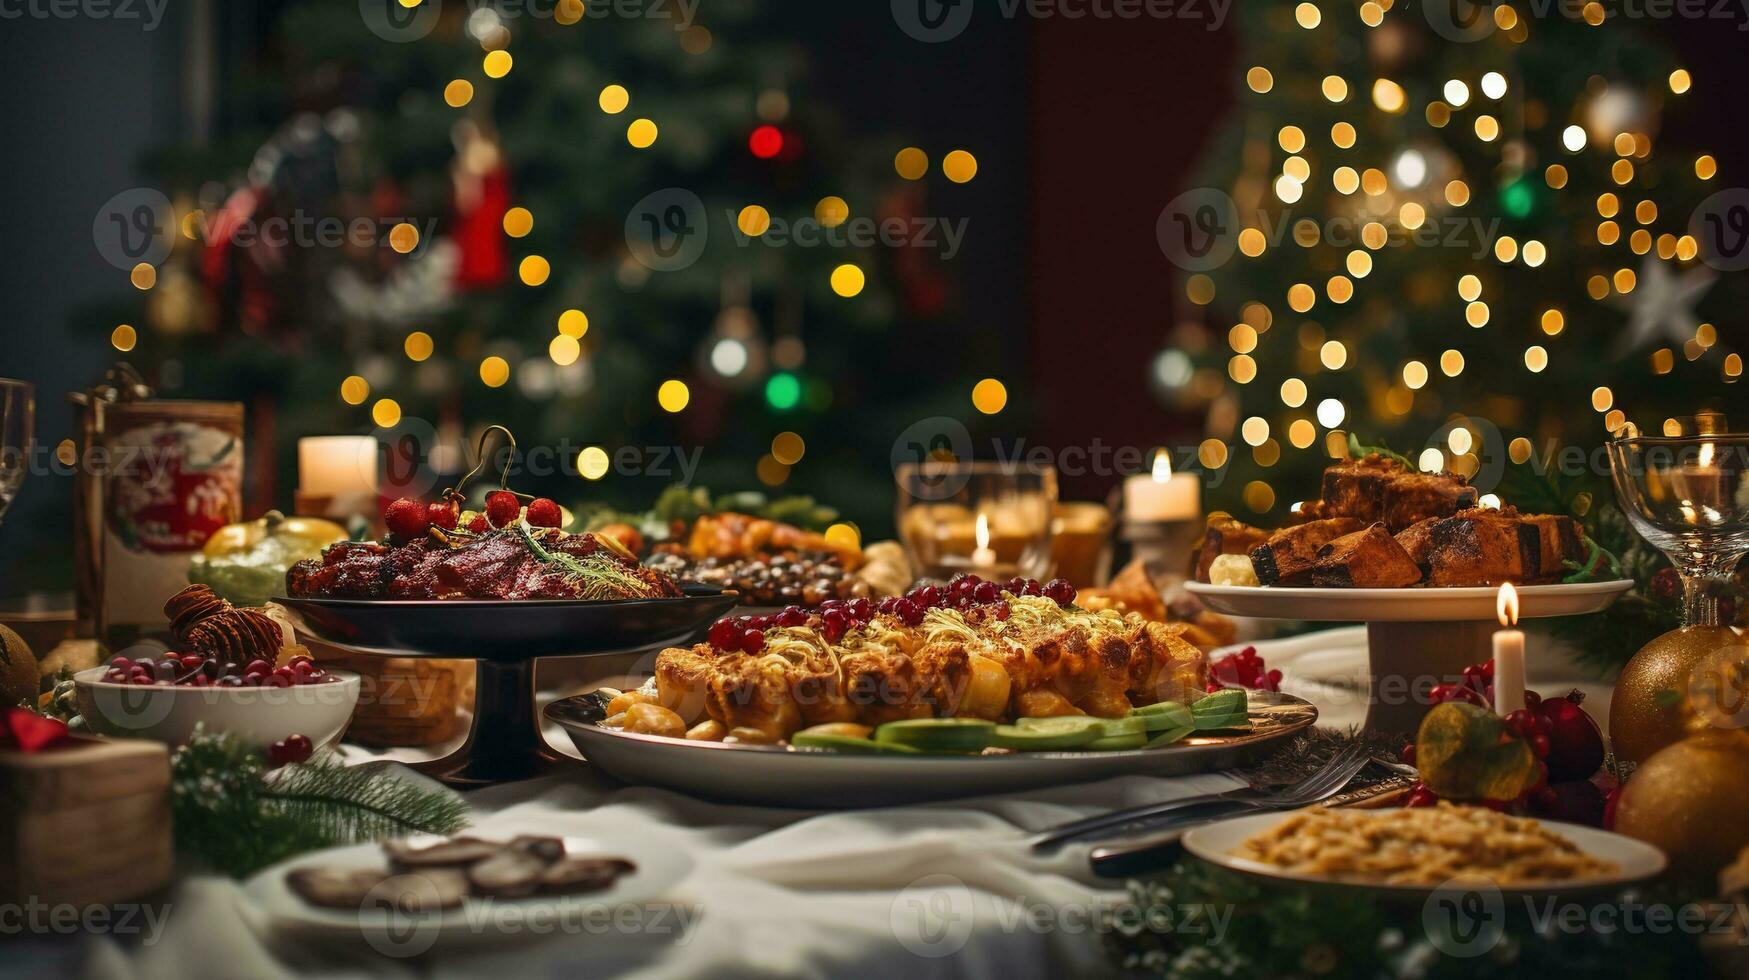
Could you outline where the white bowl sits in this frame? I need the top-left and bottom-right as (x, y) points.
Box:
(74, 666), (360, 749)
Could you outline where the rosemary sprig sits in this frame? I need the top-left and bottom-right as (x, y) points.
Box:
(513, 520), (655, 599)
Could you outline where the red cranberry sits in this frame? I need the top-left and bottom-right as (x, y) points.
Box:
(245, 659), (272, 676)
(993, 602), (1011, 621)
(1043, 578), (1076, 606)
(525, 498), (563, 528)
(777, 606), (808, 628)
(877, 597), (899, 615)
(427, 499), (460, 530)
(1022, 579), (1044, 597)
(484, 490), (522, 528)
(109, 656), (132, 670)
(1006, 577), (1027, 594)
(1528, 733), (1550, 758)
(822, 609), (849, 635)
(1504, 708), (1533, 736)
(708, 620), (742, 650)
(894, 598), (923, 626)
(1522, 690), (1541, 711)
(383, 497), (430, 539)
(915, 586), (941, 609)
(741, 629), (766, 654)
(848, 598), (873, 621)
(1401, 743), (1417, 765)
(467, 514), (491, 533)
(179, 654), (203, 670)
(268, 734), (314, 767)
(971, 581), (1000, 604)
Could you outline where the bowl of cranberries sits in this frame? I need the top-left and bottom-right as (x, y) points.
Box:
(74, 652), (360, 749)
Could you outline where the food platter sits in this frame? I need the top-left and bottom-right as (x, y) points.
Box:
(277, 585), (738, 785)
(245, 834), (694, 948)
(1186, 579), (1634, 622)
(547, 689), (1317, 807)
(1182, 811), (1666, 896)
(1187, 579), (1632, 733)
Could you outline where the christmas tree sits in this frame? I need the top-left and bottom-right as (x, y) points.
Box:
(1170, 0), (1743, 521)
(91, 0), (974, 533)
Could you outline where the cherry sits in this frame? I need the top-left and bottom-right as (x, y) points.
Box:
(708, 620), (742, 651)
(427, 499), (460, 530)
(467, 514), (491, 533)
(741, 629), (766, 654)
(383, 497), (430, 539)
(525, 498), (563, 528)
(484, 490), (522, 528)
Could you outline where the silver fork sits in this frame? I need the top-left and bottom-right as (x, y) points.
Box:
(1030, 741), (1371, 852)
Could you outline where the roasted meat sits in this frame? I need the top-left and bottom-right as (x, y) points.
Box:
(1422, 506), (1584, 586)
(653, 597), (1207, 740)
(1249, 518), (1365, 585)
(1313, 454), (1477, 531)
(286, 527), (682, 600)
(1308, 524), (1424, 588)
(1191, 512), (1271, 583)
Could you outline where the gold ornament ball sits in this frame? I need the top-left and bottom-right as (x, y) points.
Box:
(1610, 625), (1743, 766)
(1614, 728), (1749, 878)
(0, 623), (38, 708)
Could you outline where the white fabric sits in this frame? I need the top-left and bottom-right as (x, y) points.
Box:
(75, 626), (1616, 979)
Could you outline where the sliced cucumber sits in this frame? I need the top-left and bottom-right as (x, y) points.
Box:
(1098, 716), (1146, 738)
(1016, 714), (1089, 729)
(1191, 689), (1247, 716)
(990, 716), (1105, 751)
(1130, 702), (1194, 733)
(1145, 723), (1196, 747)
(1083, 715), (1147, 750)
(873, 717), (996, 753)
(792, 732), (881, 752)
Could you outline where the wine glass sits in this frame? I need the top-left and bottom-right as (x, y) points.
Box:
(1607, 419), (1749, 626)
(0, 379), (33, 530)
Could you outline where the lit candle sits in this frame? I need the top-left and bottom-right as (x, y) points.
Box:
(1492, 582), (1525, 716)
(970, 512), (997, 567)
(1123, 450), (1200, 522)
(297, 436), (379, 521)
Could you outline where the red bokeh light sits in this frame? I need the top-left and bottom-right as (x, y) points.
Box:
(748, 125), (784, 159)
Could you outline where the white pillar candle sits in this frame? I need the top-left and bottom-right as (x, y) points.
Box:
(970, 512), (997, 567)
(298, 436), (379, 498)
(1492, 582), (1525, 716)
(1123, 450), (1200, 522)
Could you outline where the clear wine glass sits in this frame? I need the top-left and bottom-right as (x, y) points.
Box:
(0, 379), (33, 529)
(1607, 417), (1749, 626)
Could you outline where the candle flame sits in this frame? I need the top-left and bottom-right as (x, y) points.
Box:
(1699, 440), (1716, 468)
(1497, 582), (1519, 627)
(1152, 450), (1172, 482)
(975, 512), (990, 551)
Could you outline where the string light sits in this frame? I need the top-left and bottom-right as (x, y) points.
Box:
(737, 205), (771, 237)
(815, 196), (850, 227)
(577, 447), (610, 480)
(1295, 3), (1321, 28)
(519, 255), (550, 286)
(130, 263), (156, 290)
(894, 147), (929, 180)
(482, 50), (512, 78)
(371, 399), (401, 428)
(1280, 378), (1307, 407)
(340, 376), (369, 405)
(627, 118), (659, 148)
(1242, 417), (1270, 446)
(404, 331), (434, 362)
(972, 378), (1007, 414)
(503, 207), (533, 237)
(1443, 79), (1471, 106)
(1316, 398), (1345, 427)
(480, 356), (511, 388)
(558, 309), (589, 338)
(599, 85), (630, 114)
(657, 379), (690, 413)
(444, 80), (474, 107)
(548, 335), (580, 366)
(1402, 361), (1429, 389)
(830, 263), (865, 297)
(1247, 67), (1274, 93)
(110, 324), (136, 352)
(1480, 71), (1508, 99)
(943, 150), (979, 183)
(1524, 346), (1548, 372)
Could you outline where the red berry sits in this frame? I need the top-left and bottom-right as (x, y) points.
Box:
(268, 734), (314, 767)
(484, 490), (522, 528)
(993, 602), (1011, 621)
(708, 620), (742, 651)
(467, 514), (490, 533)
(525, 498), (563, 528)
(383, 497), (429, 539)
(777, 606), (808, 628)
(894, 598), (923, 626)
(741, 629), (766, 654)
(1528, 733), (1550, 758)
(427, 500), (459, 530)
(972, 581), (1000, 604)
(1522, 690), (1541, 711)
(1022, 579), (1043, 597)
(1043, 578), (1076, 606)
(1504, 708), (1533, 736)
(1401, 743), (1417, 765)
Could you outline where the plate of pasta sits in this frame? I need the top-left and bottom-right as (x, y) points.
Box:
(545, 575), (1316, 806)
(1184, 804), (1665, 894)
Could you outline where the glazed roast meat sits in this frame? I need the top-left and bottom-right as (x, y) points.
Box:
(286, 528), (683, 601)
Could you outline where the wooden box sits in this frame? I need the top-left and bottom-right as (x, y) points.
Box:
(0, 739), (173, 907)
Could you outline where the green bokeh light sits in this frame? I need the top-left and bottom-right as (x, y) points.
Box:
(765, 372), (801, 410)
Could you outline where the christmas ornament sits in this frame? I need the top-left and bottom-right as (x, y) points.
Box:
(1610, 257), (1717, 355)
(1614, 727), (1749, 878)
(1532, 690), (1605, 782)
(0, 625), (36, 709)
(1415, 701), (1539, 801)
(189, 511), (349, 608)
(1610, 625), (1744, 766)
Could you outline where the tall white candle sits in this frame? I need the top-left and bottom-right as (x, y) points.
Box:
(1492, 582), (1525, 716)
(298, 436), (379, 498)
(1123, 450), (1200, 522)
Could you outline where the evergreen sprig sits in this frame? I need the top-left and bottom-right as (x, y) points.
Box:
(170, 728), (468, 878)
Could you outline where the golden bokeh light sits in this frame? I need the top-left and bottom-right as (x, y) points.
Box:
(830, 263), (866, 298)
(657, 379), (690, 413)
(971, 378), (1008, 414)
(479, 356), (511, 388)
(503, 207), (534, 237)
(110, 324), (136, 352)
(894, 147), (929, 180)
(388, 222), (419, 254)
(483, 50), (512, 79)
(519, 255), (550, 286)
(558, 309), (589, 338)
(737, 205), (772, 237)
(549, 334), (581, 366)
(627, 118), (659, 148)
(943, 150), (979, 183)
(771, 431), (806, 465)
(444, 79), (474, 108)
(340, 376), (369, 405)
(404, 331), (434, 362)
(577, 447), (610, 481)
(815, 196), (849, 227)
(131, 263), (156, 290)
(599, 84), (630, 114)
(372, 398), (401, 428)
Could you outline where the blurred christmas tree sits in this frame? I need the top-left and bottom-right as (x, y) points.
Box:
(1170, 0), (1743, 521)
(92, 0), (971, 533)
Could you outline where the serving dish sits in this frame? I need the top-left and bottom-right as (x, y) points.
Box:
(547, 688), (1317, 807)
(245, 833), (693, 949)
(1183, 810), (1665, 896)
(74, 665), (360, 747)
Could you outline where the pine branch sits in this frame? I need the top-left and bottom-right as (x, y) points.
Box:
(265, 758), (469, 840)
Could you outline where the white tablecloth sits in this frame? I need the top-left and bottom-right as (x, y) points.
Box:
(70, 626), (1615, 979)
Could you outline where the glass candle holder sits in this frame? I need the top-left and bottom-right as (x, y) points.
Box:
(1607, 417), (1749, 626)
(895, 462), (1058, 581)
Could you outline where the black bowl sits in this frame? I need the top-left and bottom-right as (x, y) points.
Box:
(273, 584), (738, 661)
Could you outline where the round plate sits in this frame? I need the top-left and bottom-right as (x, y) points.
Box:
(1183, 810), (1665, 895)
(1185, 579), (1633, 622)
(244, 834), (693, 949)
(274, 584), (738, 660)
(547, 690), (1317, 807)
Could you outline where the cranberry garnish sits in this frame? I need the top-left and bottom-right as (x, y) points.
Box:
(971, 581), (1000, 604)
(848, 597), (873, 621)
(1021, 579), (1043, 597)
(427, 499), (460, 530)
(741, 629), (766, 654)
(777, 606), (807, 628)
(484, 490), (522, 528)
(267, 734), (314, 767)
(525, 498), (563, 528)
(1043, 578), (1076, 606)
(708, 620), (742, 650)
(894, 597), (923, 626)
(383, 497), (430, 539)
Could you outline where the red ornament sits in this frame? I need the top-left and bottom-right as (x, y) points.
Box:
(484, 490), (522, 528)
(748, 125), (784, 160)
(1532, 690), (1606, 782)
(3, 709), (72, 753)
(525, 498), (563, 528)
(383, 497), (430, 539)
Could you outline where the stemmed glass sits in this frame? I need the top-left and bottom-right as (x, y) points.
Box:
(1607, 417), (1749, 626)
(0, 379), (33, 530)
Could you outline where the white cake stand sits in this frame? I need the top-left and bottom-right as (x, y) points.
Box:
(1184, 580), (1634, 733)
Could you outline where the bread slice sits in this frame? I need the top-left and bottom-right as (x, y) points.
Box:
(1249, 517), (1366, 585)
(1308, 524), (1424, 588)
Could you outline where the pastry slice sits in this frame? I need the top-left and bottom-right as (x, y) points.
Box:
(1308, 524), (1424, 588)
(1425, 509), (1538, 586)
(1380, 471), (1478, 531)
(1249, 517), (1366, 585)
